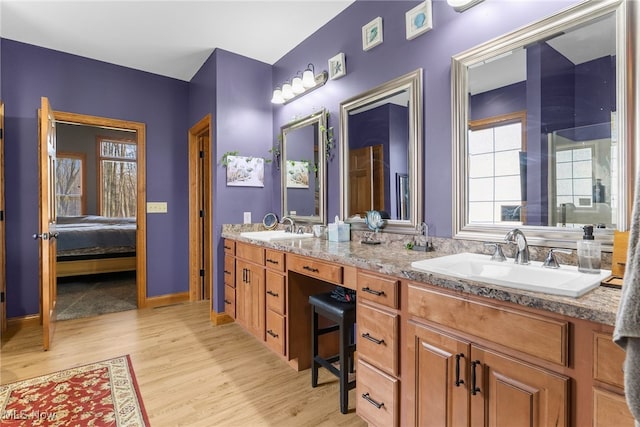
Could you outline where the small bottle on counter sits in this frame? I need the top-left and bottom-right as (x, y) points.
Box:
(577, 225), (601, 274)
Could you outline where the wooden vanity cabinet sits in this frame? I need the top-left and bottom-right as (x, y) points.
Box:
(265, 249), (287, 356)
(405, 282), (570, 427)
(235, 242), (265, 340)
(592, 331), (635, 426)
(356, 271), (401, 427)
(223, 240), (236, 318)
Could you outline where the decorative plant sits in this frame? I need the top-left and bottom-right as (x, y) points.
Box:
(321, 112), (335, 161)
(270, 135), (282, 170)
(220, 150), (273, 167)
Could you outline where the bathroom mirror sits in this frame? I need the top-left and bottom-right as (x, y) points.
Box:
(451, 0), (636, 248)
(280, 109), (327, 225)
(339, 69), (423, 233)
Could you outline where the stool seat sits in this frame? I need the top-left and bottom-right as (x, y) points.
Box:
(308, 292), (355, 319)
(309, 291), (356, 414)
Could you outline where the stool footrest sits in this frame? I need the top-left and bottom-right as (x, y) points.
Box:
(317, 324), (340, 335)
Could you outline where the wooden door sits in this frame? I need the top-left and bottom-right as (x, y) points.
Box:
(235, 259), (248, 328)
(406, 321), (470, 427)
(0, 102), (5, 334)
(470, 345), (569, 427)
(188, 115), (212, 302)
(38, 97), (58, 351)
(348, 145), (384, 217)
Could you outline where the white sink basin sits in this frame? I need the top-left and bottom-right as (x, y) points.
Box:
(411, 252), (610, 298)
(240, 230), (314, 242)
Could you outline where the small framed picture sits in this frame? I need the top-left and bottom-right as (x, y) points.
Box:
(362, 17), (383, 51)
(328, 52), (346, 80)
(406, 1), (433, 40)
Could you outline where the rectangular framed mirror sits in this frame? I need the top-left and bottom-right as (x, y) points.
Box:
(280, 109), (327, 225)
(451, 0), (636, 249)
(339, 69), (423, 233)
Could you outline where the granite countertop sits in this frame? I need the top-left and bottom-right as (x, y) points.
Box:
(221, 229), (622, 327)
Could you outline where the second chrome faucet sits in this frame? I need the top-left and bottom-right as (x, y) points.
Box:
(504, 228), (530, 264)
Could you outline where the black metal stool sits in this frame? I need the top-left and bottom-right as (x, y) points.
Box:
(309, 292), (356, 414)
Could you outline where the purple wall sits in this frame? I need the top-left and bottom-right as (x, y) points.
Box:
(189, 48), (273, 313)
(272, 0), (582, 238)
(2, 39), (190, 317)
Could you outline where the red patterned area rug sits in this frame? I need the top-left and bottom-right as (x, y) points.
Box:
(0, 355), (149, 426)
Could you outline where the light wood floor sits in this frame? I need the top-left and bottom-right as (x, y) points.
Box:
(1, 302), (367, 427)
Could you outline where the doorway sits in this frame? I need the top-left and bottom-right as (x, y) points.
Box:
(52, 111), (147, 313)
(188, 115), (213, 302)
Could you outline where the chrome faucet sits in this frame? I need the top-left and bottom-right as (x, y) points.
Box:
(504, 228), (530, 264)
(280, 216), (295, 233)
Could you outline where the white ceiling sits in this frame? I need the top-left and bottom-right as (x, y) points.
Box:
(0, 0), (355, 82)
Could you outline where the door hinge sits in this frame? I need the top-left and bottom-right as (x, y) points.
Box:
(199, 269), (205, 277)
(0, 128), (3, 139)
(0, 210), (4, 221)
(199, 210), (204, 218)
(0, 291), (4, 303)
(199, 150), (204, 159)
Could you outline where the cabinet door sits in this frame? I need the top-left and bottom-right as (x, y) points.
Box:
(470, 346), (569, 427)
(407, 321), (470, 427)
(248, 262), (265, 340)
(235, 259), (249, 328)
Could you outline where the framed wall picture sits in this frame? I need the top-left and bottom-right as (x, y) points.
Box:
(225, 155), (265, 187)
(328, 52), (346, 80)
(286, 160), (310, 188)
(406, 1), (433, 40)
(362, 17), (383, 51)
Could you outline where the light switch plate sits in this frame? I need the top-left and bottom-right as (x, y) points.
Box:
(243, 212), (251, 224)
(147, 202), (168, 213)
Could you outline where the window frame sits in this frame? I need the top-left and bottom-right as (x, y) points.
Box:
(96, 136), (137, 218)
(56, 151), (87, 216)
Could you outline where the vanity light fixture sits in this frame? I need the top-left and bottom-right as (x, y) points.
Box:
(447, 0), (484, 12)
(271, 63), (328, 105)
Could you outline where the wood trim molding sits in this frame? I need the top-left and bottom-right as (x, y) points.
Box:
(145, 292), (190, 309)
(7, 314), (40, 329)
(210, 310), (234, 326)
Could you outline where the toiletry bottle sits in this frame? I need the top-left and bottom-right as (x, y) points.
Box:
(577, 225), (601, 274)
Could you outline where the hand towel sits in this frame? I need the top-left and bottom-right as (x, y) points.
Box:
(614, 172), (640, 426)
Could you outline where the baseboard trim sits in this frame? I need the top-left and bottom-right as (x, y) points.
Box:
(7, 314), (40, 329)
(145, 292), (189, 309)
(210, 310), (234, 326)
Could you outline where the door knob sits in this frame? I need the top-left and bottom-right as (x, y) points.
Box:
(33, 232), (49, 240)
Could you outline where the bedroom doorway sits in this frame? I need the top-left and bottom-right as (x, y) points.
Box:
(50, 111), (147, 318)
(188, 115), (213, 303)
(0, 102), (6, 334)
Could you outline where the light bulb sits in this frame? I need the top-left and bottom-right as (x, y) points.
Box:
(282, 83), (294, 100)
(302, 69), (316, 88)
(292, 76), (305, 94)
(271, 88), (284, 104)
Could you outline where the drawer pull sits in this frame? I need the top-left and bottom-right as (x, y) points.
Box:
(471, 360), (481, 395)
(361, 393), (384, 409)
(224, 299), (232, 305)
(224, 245), (232, 250)
(267, 290), (279, 297)
(361, 332), (385, 345)
(455, 353), (465, 387)
(266, 258), (280, 265)
(362, 287), (385, 296)
(267, 329), (279, 338)
(224, 270), (231, 275)
(303, 265), (320, 273)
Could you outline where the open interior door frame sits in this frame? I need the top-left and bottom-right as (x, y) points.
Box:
(0, 102), (6, 335)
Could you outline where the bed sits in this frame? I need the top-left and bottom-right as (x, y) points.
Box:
(55, 215), (137, 277)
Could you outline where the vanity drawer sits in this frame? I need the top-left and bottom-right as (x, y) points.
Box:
(407, 284), (568, 366)
(288, 254), (343, 284)
(593, 388), (635, 427)
(236, 242), (264, 265)
(224, 239), (235, 255)
(266, 270), (286, 315)
(265, 249), (285, 272)
(358, 271), (399, 309)
(357, 303), (399, 376)
(593, 332), (625, 388)
(356, 359), (399, 427)
(224, 285), (235, 319)
(224, 256), (235, 288)
(266, 310), (286, 356)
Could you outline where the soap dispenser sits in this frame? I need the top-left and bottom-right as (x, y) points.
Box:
(577, 225), (601, 274)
